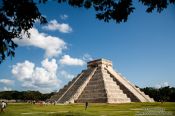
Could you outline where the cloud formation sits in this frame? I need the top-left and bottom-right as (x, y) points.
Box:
(0, 79), (14, 85)
(60, 14), (68, 20)
(12, 60), (35, 82)
(3, 87), (12, 91)
(59, 70), (74, 79)
(13, 28), (66, 58)
(42, 20), (72, 33)
(155, 82), (169, 88)
(59, 55), (85, 66)
(12, 58), (59, 93)
(83, 53), (93, 61)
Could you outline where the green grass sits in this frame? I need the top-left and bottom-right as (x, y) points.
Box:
(0, 102), (175, 116)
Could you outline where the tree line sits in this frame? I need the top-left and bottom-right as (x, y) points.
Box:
(0, 90), (55, 101)
(141, 86), (175, 102)
(0, 86), (175, 102)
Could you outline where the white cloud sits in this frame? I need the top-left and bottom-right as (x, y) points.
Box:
(83, 53), (93, 61)
(60, 14), (68, 20)
(155, 84), (161, 89)
(13, 28), (66, 58)
(0, 79), (14, 85)
(12, 58), (59, 93)
(3, 87), (12, 91)
(41, 58), (57, 73)
(60, 70), (74, 79)
(42, 20), (72, 33)
(155, 82), (169, 89)
(12, 60), (35, 81)
(59, 55), (85, 66)
(163, 82), (169, 86)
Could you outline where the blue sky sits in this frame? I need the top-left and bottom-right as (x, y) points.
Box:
(0, 1), (175, 93)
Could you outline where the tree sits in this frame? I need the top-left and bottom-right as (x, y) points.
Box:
(141, 86), (175, 102)
(0, 90), (55, 101)
(0, 0), (47, 64)
(0, 0), (174, 64)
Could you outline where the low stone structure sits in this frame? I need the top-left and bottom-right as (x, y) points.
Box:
(50, 59), (154, 103)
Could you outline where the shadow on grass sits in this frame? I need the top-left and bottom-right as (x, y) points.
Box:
(49, 111), (93, 116)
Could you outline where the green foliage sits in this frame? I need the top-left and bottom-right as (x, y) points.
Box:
(0, 91), (55, 101)
(57, 0), (135, 23)
(141, 86), (175, 102)
(0, 0), (47, 64)
(139, 0), (175, 13)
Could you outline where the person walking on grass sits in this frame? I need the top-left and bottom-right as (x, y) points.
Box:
(85, 101), (88, 110)
(1, 101), (7, 112)
(0, 101), (1, 112)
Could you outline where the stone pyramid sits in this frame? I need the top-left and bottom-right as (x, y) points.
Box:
(50, 59), (154, 103)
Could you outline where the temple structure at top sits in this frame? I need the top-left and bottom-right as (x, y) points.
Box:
(49, 59), (154, 103)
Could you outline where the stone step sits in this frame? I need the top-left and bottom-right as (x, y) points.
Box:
(86, 83), (105, 87)
(76, 97), (108, 103)
(103, 77), (114, 81)
(83, 89), (123, 93)
(81, 93), (127, 99)
(107, 93), (128, 98)
(86, 82), (105, 87)
(58, 69), (93, 103)
(84, 88), (105, 91)
(106, 89), (123, 94)
(95, 73), (110, 77)
(95, 69), (108, 72)
(95, 69), (108, 73)
(108, 98), (131, 103)
(86, 80), (104, 84)
(80, 94), (107, 98)
(95, 71), (108, 74)
(105, 84), (120, 88)
(150, 98), (154, 102)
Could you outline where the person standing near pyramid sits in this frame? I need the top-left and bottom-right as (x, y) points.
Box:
(85, 101), (88, 110)
(0, 101), (7, 112)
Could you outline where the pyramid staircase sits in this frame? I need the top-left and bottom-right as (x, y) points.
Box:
(49, 59), (154, 103)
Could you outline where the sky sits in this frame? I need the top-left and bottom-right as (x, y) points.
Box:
(0, 1), (175, 93)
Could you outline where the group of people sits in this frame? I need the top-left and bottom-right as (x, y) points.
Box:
(0, 100), (88, 112)
(0, 101), (7, 112)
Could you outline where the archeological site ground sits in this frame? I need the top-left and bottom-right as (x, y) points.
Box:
(0, 102), (175, 116)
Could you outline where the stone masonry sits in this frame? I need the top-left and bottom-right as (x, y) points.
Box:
(49, 59), (154, 103)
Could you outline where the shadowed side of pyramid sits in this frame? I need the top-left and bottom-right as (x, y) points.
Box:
(49, 68), (97, 103)
(49, 59), (154, 103)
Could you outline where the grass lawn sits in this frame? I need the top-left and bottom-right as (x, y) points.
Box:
(0, 102), (175, 116)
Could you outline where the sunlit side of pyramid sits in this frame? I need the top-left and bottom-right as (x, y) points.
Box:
(50, 59), (154, 103)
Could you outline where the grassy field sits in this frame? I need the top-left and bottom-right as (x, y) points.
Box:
(0, 102), (175, 116)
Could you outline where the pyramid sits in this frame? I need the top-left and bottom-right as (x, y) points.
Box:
(50, 59), (154, 103)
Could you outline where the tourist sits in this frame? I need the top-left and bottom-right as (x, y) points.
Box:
(1, 101), (7, 112)
(54, 101), (56, 106)
(33, 100), (36, 104)
(85, 102), (88, 110)
(0, 101), (1, 112)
